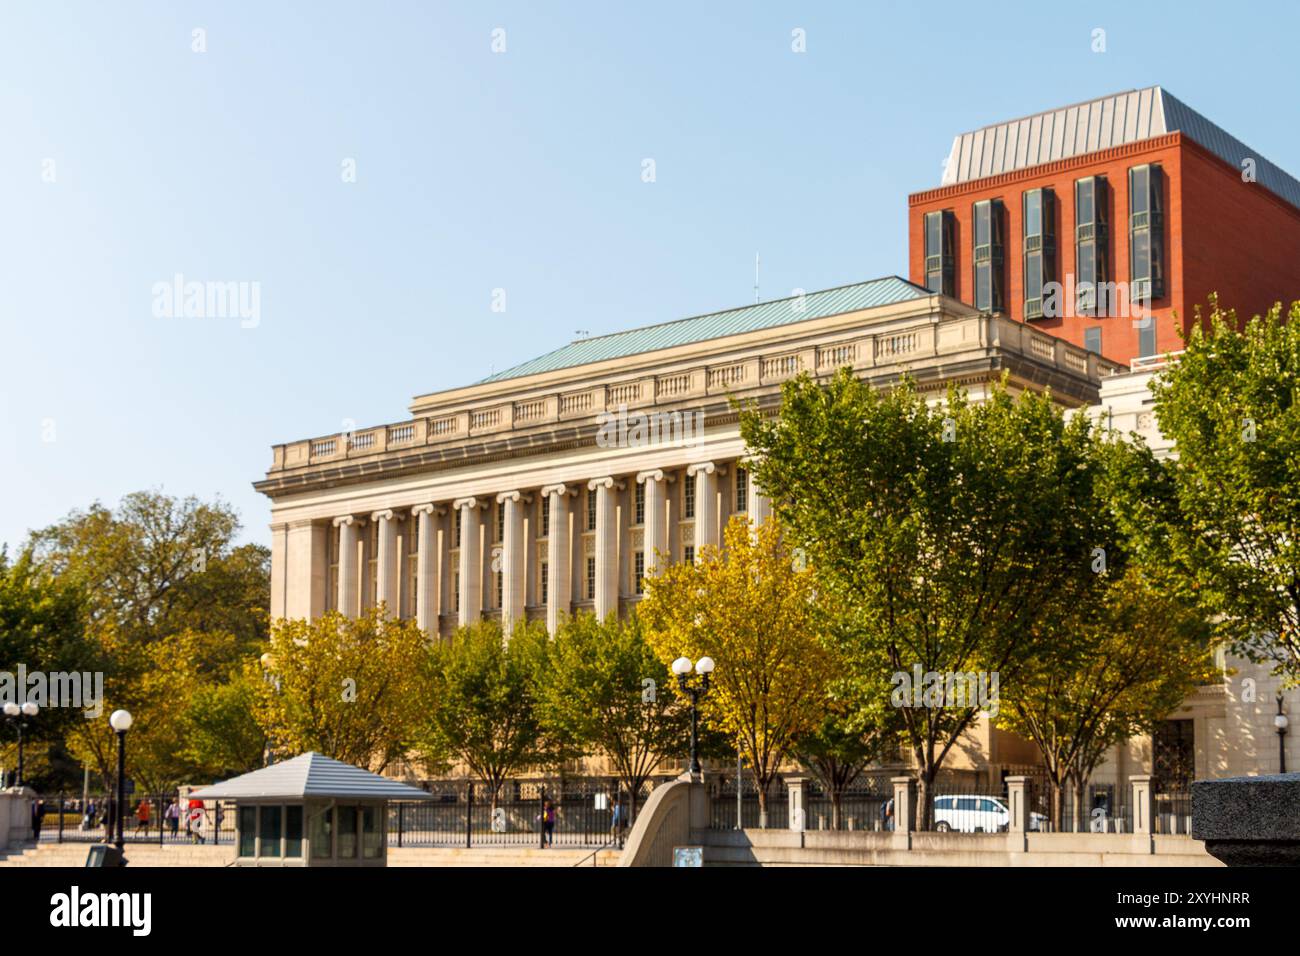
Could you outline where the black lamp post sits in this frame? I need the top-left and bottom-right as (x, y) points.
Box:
(3, 700), (39, 788)
(109, 709), (133, 852)
(1275, 694), (1289, 774)
(672, 655), (714, 776)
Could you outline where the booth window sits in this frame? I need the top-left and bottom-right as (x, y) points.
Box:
(337, 806), (358, 859)
(285, 806), (303, 858)
(239, 807), (256, 857)
(259, 805), (282, 858)
(362, 806), (383, 859)
(310, 806), (333, 860)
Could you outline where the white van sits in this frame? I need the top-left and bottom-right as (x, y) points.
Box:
(931, 795), (1047, 832)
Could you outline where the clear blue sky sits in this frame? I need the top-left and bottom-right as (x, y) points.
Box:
(3, 0), (1297, 551)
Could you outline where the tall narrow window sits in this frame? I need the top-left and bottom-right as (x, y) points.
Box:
(1022, 188), (1056, 320)
(1084, 327), (1102, 355)
(327, 525), (340, 612)
(453, 571), (460, 612)
(634, 482), (646, 525)
(634, 552), (645, 595)
(366, 522), (378, 609)
(1138, 317), (1157, 358)
(586, 556), (597, 600)
(541, 497), (550, 537)
(735, 466), (748, 512)
(495, 503), (505, 543)
(1129, 164), (1165, 303)
(683, 545), (695, 566)
(587, 489), (597, 531)
(495, 570), (503, 610)
(540, 562), (549, 605)
(455, 508), (463, 540)
(405, 527), (418, 620)
(923, 210), (956, 296)
(1075, 176), (1110, 316)
(683, 477), (695, 519)
(972, 199), (1005, 313)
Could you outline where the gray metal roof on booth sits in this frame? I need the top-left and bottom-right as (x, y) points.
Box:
(188, 752), (434, 801)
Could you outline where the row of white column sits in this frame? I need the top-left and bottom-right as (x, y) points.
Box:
(327, 461), (770, 635)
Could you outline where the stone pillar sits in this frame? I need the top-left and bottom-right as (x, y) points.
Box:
(748, 480), (772, 526)
(497, 491), (531, 635)
(269, 522), (289, 619)
(1130, 774), (1154, 836)
(786, 774), (809, 833)
(285, 519), (327, 621)
(1005, 775), (1032, 850)
(637, 470), (672, 576)
(542, 484), (576, 636)
(891, 775), (917, 849)
(687, 462), (722, 555)
(372, 509), (400, 614)
(588, 477), (624, 620)
(453, 497), (487, 626)
(412, 504), (445, 634)
(334, 515), (359, 617)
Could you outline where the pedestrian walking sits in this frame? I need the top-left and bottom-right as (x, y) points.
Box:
(165, 799), (180, 837)
(541, 798), (556, 847)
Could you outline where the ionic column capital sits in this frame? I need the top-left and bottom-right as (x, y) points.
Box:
(332, 515), (357, 528)
(588, 476), (626, 492)
(636, 469), (675, 485)
(452, 496), (489, 511)
(540, 483), (579, 498)
(496, 490), (534, 505)
(371, 508), (399, 523)
(687, 461), (724, 477)
(411, 503), (447, 518)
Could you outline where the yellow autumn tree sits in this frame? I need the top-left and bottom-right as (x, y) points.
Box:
(638, 516), (834, 821)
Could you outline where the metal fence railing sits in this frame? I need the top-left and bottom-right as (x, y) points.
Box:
(389, 777), (657, 849)
(37, 792), (237, 845)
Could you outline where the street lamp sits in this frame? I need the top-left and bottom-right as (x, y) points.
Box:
(1275, 695), (1289, 774)
(109, 709), (133, 852)
(3, 700), (39, 788)
(673, 656), (714, 777)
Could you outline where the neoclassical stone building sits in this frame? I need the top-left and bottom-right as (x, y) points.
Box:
(256, 277), (1117, 644)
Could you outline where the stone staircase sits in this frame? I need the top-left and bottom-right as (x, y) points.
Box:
(0, 841), (619, 867)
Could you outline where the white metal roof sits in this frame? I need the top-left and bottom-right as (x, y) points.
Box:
(188, 752), (434, 801)
(939, 86), (1300, 211)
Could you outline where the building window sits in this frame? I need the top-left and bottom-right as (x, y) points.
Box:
(972, 199), (1005, 314)
(587, 489), (598, 531)
(634, 482), (645, 525)
(1138, 316), (1157, 358)
(1075, 175), (1110, 316)
(1022, 188), (1056, 320)
(453, 571), (460, 612)
(683, 545), (695, 565)
(455, 508), (463, 541)
(1084, 327), (1102, 355)
(541, 497), (550, 537)
(495, 570), (503, 609)
(540, 562), (548, 604)
(406, 525), (418, 620)
(327, 525), (340, 612)
(366, 522), (378, 609)
(1129, 164), (1165, 303)
(634, 551), (645, 595)
(735, 466), (748, 512)
(495, 503), (505, 543)
(285, 806), (303, 858)
(923, 210), (956, 296)
(586, 556), (597, 600)
(683, 477), (695, 519)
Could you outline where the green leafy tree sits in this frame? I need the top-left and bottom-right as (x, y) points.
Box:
(539, 613), (691, 818)
(252, 609), (429, 772)
(417, 620), (559, 808)
(1150, 298), (1300, 679)
(741, 371), (1114, 828)
(639, 517), (835, 824)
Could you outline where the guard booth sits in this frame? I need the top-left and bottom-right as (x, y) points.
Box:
(188, 752), (433, 867)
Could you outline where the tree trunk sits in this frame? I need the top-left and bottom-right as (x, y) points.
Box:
(830, 791), (842, 830)
(756, 779), (769, 829)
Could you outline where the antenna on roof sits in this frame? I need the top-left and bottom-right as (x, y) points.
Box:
(754, 253), (761, 303)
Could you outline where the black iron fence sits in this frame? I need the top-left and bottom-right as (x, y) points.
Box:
(707, 771), (894, 831)
(37, 792), (237, 845)
(389, 777), (656, 849)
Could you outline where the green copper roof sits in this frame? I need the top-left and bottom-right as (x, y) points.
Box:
(478, 276), (930, 384)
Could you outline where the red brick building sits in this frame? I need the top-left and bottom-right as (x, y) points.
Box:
(908, 87), (1300, 366)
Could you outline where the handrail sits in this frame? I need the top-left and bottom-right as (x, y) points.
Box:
(571, 834), (621, 868)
